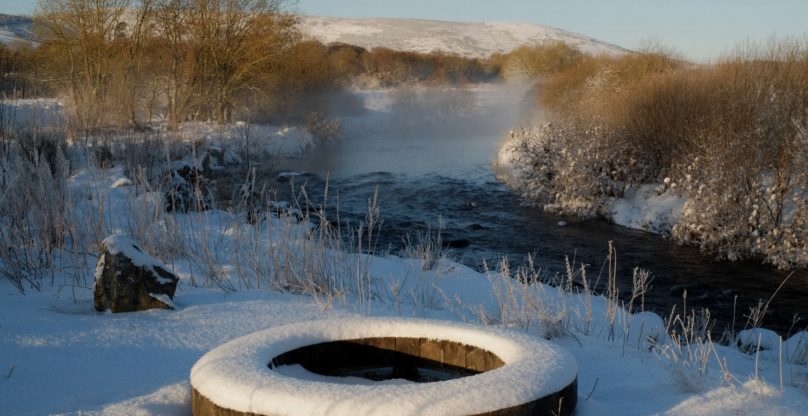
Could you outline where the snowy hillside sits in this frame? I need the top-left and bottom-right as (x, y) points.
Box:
(300, 16), (627, 57)
(0, 14), (34, 46)
(0, 13), (626, 57)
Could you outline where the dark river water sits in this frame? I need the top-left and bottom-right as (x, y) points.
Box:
(241, 86), (808, 335)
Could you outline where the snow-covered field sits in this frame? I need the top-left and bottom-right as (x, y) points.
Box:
(300, 16), (626, 58)
(1, 157), (806, 416)
(175, 121), (320, 160)
(1, 13), (625, 58)
(3, 234), (807, 415)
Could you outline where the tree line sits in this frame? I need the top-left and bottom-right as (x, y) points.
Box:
(2, 3), (585, 132)
(30, 0), (301, 131)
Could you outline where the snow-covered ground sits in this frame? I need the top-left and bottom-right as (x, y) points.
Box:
(1, 91), (807, 415)
(3, 249), (807, 414)
(300, 16), (627, 58)
(0, 98), (65, 127)
(175, 121), (320, 160)
(2, 157), (808, 415)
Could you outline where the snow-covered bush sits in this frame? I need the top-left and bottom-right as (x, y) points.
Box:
(504, 40), (808, 268)
(162, 165), (213, 213)
(498, 121), (657, 218)
(0, 129), (74, 292)
(672, 148), (808, 269)
(667, 53), (808, 268)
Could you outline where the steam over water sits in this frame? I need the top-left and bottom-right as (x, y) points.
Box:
(266, 84), (807, 334)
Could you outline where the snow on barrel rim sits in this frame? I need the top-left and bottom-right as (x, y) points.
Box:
(190, 317), (578, 416)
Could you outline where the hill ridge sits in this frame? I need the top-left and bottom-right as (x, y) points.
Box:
(0, 13), (627, 58)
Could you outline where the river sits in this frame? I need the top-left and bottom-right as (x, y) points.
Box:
(246, 85), (807, 335)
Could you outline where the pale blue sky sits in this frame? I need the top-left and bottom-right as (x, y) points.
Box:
(4, 0), (807, 61)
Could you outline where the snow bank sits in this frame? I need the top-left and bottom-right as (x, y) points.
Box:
(191, 317), (577, 416)
(736, 328), (782, 353)
(784, 332), (808, 364)
(661, 380), (808, 416)
(178, 122), (317, 160)
(608, 185), (685, 235)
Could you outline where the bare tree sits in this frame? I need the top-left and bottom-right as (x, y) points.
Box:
(114, 0), (156, 128)
(35, 0), (301, 129)
(186, 0), (298, 123)
(153, 0), (192, 130)
(35, 0), (133, 131)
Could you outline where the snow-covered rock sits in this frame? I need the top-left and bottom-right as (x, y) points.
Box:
(94, 235), (179, 312)
(784, 332), (808, 365)
(735, 328), (782, 353)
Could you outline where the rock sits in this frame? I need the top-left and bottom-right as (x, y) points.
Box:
(94, 145), (114, 168)
(163, 165), (212, 213)
(735, 328), (781, 354)
(204, 145), (225, 170)
(94, 235), (179, 313)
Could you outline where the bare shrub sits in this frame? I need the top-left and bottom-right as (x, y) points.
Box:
(497, 42), (584, 80)
(357, 47), (494, 88)
(306, 112), (341, 142)
(539, 51), (681, 119)
(0, 126), (75, 292)
(655, 308), (722, 392)
(0, 43), (49, 98)
(399, 222), (445, 271)
(668, 46), (808, 268)
(509, 40), (808, 267)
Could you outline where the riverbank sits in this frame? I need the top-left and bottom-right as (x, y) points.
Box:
(501, 44), (808, 271)
(495, 121), (808, 271)
(495, 124), (685, 236)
